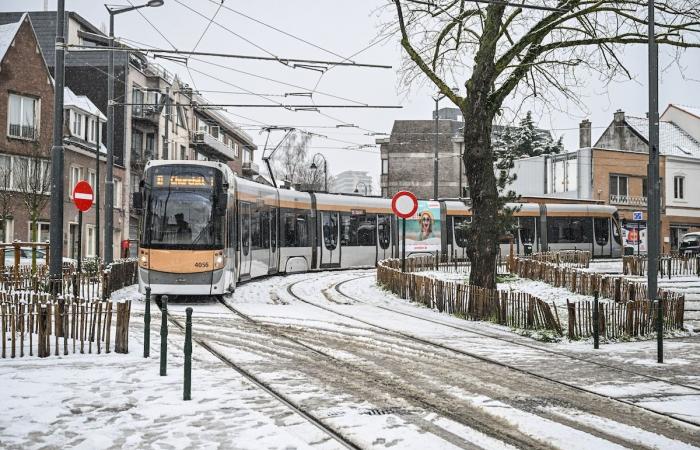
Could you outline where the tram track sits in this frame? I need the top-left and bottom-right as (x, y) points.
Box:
(156, 299), (363, 450)
(323, 274), (700, 429)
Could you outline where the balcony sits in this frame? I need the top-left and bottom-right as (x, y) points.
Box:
(242, 161), (260, 177)
(191, 130), (235, 161)
(131, 104), (160, 125)
(609, 194), (647, 206)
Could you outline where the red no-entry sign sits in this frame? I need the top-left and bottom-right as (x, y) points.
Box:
(72, 180), (94, 212)
(391, 190), (418, 219)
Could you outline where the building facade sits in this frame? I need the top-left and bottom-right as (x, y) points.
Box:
(332, 170), (373, 195)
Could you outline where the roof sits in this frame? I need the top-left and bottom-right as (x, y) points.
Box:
(0, 13), (25, 64)
(625, 116), (700, 158)
(672, 104), (700, 120)
(64, 87), (106, 121)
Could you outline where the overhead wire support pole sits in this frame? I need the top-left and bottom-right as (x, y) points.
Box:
(49, 0), (66, 294)
(65, 45), (393, 69)
(647, 0), (662, 364)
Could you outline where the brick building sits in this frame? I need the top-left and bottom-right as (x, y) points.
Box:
(0, 14), (126, 257)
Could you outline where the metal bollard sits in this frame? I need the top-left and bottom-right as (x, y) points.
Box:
(184, 307), (193, 401)
(144, 287), (151, 358)
(160, 295), (168, 376)
(593, 291), (600, 349)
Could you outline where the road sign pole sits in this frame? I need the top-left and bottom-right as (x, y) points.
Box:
(77, 211), (82, 275)
(637, 223), (640, 257)
(402, 218), (406, 273)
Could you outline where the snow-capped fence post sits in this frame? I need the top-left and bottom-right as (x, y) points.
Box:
(184, 307), (193, 401)
(593, 291), (600, 349)
(160, 295), (168, 376)
(114, 300), (131, 354)
(144, 286), (151, 358)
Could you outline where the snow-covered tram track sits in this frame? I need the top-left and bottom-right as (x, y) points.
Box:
(157, 300), (363, 450)
(266, 273), (700, 448)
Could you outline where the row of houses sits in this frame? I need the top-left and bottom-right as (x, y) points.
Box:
(0, 11), (259, 258)
(378, 106), (700, 253)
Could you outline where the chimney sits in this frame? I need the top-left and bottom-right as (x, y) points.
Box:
(579, 119), (591, 148)
(613, 109), (625, 123)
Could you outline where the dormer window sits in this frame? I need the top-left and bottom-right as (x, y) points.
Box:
(72, 110), (83, 137)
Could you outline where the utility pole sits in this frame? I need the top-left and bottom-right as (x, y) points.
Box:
(95, 114), (101, 259)
(49, 0), (65, 293)
(164, 86), (170, 160)
(433, 97), (439, 200)
(647, 0), (662, 363)
(105, 12), (115, 265)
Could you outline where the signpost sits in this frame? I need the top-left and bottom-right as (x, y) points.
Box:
(391, 191), (418, 272)
(72, 181), (94, 274)
(633, 211), (644, 256)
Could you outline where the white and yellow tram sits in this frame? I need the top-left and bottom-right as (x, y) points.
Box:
(134, 160), (622, 296)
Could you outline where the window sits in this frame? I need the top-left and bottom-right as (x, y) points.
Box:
(131, 130), (143, 161)
(594, 218), (609, 246)
(322, 213), (338, 251)
(72, 111), (83, 137)
(340, 214), (376, 246)
(0, 218), (14, 242)
(233, 143), (239, 158)
(243, 149), (251, 164)
(547, 217), (593, 244)
(88, 118), (96, 143)
(8, 93), (38, 140)
(381, 159), (388, 175)
(28, 221), (50, 242)
(674, 176), (685, 200)
(180, 145), (187, 160)
(518, 217), (536, 246)
(283, 211), (308, 247)
(176, 105), (186, 128)
(241, 202), (250, 256)
(130, 174), (140, 195)
(88, 170), (97, 190)
(86, 225), (96, 257)
(610, 175), (628, 197)
(132, 88), (144, 116)
(377, 215), (391, 250)
(453, 216), (471, 248)
(145, 133), (155, 159)
(114, 178), (123, 209)
(0, 155), (12, 189)
(70, 166), (84, 196)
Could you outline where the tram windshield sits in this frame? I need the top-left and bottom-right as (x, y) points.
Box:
(142, 165), (225, 249)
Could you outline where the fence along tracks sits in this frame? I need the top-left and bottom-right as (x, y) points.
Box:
(157, 300), (362, 450)
(326, 274), (700, 430)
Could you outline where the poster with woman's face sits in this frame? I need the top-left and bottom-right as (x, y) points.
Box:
(403, 200), (441, 252)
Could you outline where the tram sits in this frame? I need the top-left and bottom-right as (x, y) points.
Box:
(133, 160), (623, 296)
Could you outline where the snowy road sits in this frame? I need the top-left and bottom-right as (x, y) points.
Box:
(3, 270), (700, 449)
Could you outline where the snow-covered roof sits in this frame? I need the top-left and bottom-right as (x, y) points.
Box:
(64, 87), (106, 121)
(673, 104), (700, 120)
(626, 116), (700, 158)
(0, 13), (24, 64)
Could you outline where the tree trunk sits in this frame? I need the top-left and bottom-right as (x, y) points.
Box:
(462, 112), (499, 289)
(31, 217), (37, 274)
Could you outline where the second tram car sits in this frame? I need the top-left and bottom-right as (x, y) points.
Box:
(135, 160), (622, 296)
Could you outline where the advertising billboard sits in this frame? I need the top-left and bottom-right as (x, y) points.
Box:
(622, 222), (647, 253)
(402, 200), (441, 252)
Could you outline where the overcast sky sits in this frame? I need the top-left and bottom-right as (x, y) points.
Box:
(4, 0), (700, 191)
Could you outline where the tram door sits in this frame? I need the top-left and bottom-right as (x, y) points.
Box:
(268, 208), (279, 273)
(377, 214), (392, 261)
(240, 202), (252, 277)
(320, 212), (340, 267)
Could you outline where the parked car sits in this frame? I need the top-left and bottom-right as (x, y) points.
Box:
(679, 232), (700, 256)
(3, 247), (75, 266)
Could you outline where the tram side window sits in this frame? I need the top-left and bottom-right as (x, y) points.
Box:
(260, 210), (270, 248)
(323, 213), (338, 251)
(283, 211), (309, 247)
(518, 217), (536, 244)
(547, 217), (593, 244)
(594, 218), (609, 246)
(270, 208), (277, 252)
(295, 213), (309, 247)
(453, 216), (471, 248)
(250, 207), (261, 249)
(612, 213), (622, 245)
(377, 215), (391, 250)
(283, 212), (296, 247)
(341, 214), (376, 246)
(241, 203), (250, 256)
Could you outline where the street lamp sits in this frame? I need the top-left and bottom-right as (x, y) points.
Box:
(354, 182), (368, 196)
(433, 86), (460, 200)
(104, 0), (163, 264)
(309, 153), (328, 192)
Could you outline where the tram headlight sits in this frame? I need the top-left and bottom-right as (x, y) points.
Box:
(139, 251), (149, 268)
(214, 251), (225, 269)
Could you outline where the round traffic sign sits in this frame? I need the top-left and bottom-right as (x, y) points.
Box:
(391, 190), (418, 219)
(72, 180), (94, 212)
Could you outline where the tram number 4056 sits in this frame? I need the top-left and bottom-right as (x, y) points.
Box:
(194, 262), (210, 268)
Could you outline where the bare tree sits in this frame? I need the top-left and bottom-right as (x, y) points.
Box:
(272, 130), (331, 191)
(389, 0), (700, 288)
(15, 145), (51, 272)
(0, 165), (14, 243)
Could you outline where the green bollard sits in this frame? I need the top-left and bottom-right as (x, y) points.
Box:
(184, 307), (193, 401)
(593, 291), (600, 349)
(160, 295), (168, 376)
(144, 287), (151, 358)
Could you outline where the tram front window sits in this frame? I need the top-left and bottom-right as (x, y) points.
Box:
(143, 166), (224, 249)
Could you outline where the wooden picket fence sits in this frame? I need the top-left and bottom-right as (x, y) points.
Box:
(0, 292), (131, 358)
(377, 258), (563, 335)
(397, 253), (510, 275)
(565, 293), (685, 340)
(519, 250), (591, 268)
(623, 254), (700, 278)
